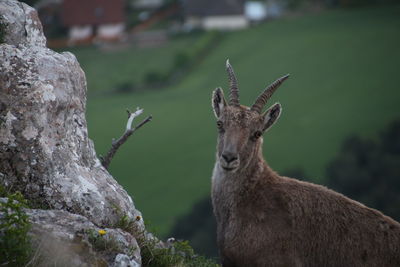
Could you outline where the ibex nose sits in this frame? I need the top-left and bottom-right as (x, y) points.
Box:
(222, 152), (238, 163)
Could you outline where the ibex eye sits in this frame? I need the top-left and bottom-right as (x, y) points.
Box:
(253, 131), (262, 139)
(217, 121), (223, 129)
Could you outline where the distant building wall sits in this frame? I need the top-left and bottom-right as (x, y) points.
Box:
(69, 25), (92, 41)
(202, 15), (249, 30)
(97, 23), (125, 39)
(62, 0), (125, 43)
(62, 0), (125, 26)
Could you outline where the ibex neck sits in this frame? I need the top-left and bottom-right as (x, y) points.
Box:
(240, 149), (277, 183)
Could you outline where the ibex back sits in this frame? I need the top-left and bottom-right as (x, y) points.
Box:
(211, 60), (400, 267)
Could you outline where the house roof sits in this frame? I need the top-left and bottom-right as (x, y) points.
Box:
(62, 0), (125, 26)
(182, 0), (245, 17)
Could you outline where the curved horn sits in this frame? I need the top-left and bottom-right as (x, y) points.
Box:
(251, 74), (290, 113)
(226, 59), (240, 106)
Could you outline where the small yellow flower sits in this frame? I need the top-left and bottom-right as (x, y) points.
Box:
(135, 215), (142, 221)
(98, 229), (107, 236)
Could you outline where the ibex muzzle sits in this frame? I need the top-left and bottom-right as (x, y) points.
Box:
(220, 131), (241, 171)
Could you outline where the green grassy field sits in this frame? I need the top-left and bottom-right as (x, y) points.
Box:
(66, 5), (400, 235)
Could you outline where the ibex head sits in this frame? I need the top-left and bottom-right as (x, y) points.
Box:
(212, 60), (289, 172)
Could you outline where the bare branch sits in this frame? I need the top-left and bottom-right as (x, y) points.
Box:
(101, 108), (152, 170)
(126, 107), (143, 131)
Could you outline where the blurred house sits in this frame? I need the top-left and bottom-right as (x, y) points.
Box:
(61, 0), (125, 44)
(133, 0), (165, 9)
(182, 0), (249, 31)
(131, 0), (165, 22)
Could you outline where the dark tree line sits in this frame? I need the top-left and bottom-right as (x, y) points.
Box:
(327, 119), (400, 222)
(170, 119), (400, 259)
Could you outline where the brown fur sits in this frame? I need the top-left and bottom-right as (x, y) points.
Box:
(211, 96), (400, 267)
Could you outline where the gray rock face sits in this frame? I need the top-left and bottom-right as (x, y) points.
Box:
(0, 0), (46, 47)
(26, 208), (141, 266)
(0, 0), (144, 230)
(113, 254), (141, 267)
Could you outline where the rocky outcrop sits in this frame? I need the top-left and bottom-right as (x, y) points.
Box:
(0, 0), (147, 265)
(0, 0), (143, 229)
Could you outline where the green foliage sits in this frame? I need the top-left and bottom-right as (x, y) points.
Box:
(140, 238), (220, 267)
(86, 229), (122, 255)
(173, 52), (190, 69)
(327, 119), (400, 221)
(0, 184), (8, 197)
(112, 204), (141, 235)
(285, 0), (315, 9)
(115, 82), (136, 94)
(115, 213), (139, 234)
(0, 190), (32, 266)
(336, 0), (400, 7)
(144, 70), (168, 87)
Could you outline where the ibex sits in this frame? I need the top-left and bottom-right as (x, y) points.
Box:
(211, 60), (400, 267)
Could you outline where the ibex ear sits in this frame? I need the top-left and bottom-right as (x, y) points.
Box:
(262, 103), (282, 132)
(212, 87), (227, 118)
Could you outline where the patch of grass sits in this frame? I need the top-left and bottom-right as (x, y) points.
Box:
(63, 33), (203, 95)
(0, 189), (32, 266)
(86, 229), (122, 254)
(140, 238), (219, 267)
(68, 5), (400, 236)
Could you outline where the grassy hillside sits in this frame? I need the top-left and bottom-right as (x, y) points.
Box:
(66, 5), (400, 235)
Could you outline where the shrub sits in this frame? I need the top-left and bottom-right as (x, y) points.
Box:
(144, 70), (168, 87)
(85, 229), (121, 255)
(327, 119), (400, 221)
(115, 82), (136, 94)
(140, 238), (220, 267)
(0, 190), (32, 266)
(173, 52), (190, 69)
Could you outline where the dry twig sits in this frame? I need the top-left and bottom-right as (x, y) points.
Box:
(101, 108), (152, 170)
